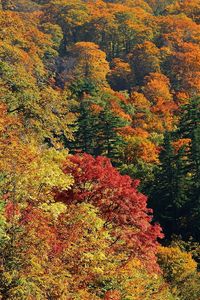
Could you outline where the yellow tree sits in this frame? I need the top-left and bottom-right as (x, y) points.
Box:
(61, 42), (110, 86)
(166, 0), (200, 23)
(169, 42), (200, 96)
(0, 104), (73, 206)
(158, 246), (200, 300)
(0, 10), (76, 143)
(143, 72), (177, 132)
(130, 41), (161, 84)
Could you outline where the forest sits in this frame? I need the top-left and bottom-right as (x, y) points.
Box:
(0, 0), (200, 299)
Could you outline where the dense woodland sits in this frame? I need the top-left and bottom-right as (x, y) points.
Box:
(0, 0), (200, 299)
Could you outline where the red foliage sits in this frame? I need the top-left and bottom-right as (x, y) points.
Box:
(20, 205), (62, 257)
(5, 201), (20, 221)
(56, 153), (163, 271)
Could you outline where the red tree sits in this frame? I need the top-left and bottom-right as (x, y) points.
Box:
(56, 153), (163, 271)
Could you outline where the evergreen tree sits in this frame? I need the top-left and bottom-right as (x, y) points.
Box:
(148, 133), (188, 239)
(68, 99), (127, 162)
(95, 104), (126, 160)
(66, 84), (128, 162)
(149, 97), (200, 241)
(178, 98), (200, 240)
(70, 98), (100, 155)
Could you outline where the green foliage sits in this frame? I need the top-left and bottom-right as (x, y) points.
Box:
(149, 98), (200, 240)
(67, 90), (129, 162)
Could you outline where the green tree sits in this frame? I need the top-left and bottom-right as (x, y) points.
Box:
(148, 133), (188, 239)
(67, 94), (127, 162)
(177, 98), (200, 240)
(149, 97), (200, 241)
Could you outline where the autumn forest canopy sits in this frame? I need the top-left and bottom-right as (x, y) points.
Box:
(0, 0), (200, 299)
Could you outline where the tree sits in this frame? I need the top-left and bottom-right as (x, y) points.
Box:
(1, 0), (41, 12)
(66, 89), (129, 163)
(56, 153), (163, 272)
(60, 42), (110, 87)
(0, 205), (70, 300)
(169, 42), (200, 96)
(45, 0), (89, 48)
(158, 246), (200, 300)
(0, 104), (73, 208)
(143, 72), (177, 132)
(148, 132), (190, 239)
(149, 97), (200, 241)
(146, 0), (175, 15)
(130, 41), (161, 84)
(108, 58), (133, 90)
(0, 10), (76, 144)
(177, 98), (200, 239)
(166, 0), (200, 24)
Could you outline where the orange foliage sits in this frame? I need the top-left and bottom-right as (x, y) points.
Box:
(62, 42), (110, 86)
(0, 10), (52, 73)
(170, 42), (200, 95)
(131, 41), (161, 82)
(110, 99), (132, 122)
(122, 135), (159, 164)
(172, 138), (191, 153)
(158, 14), (200, 47)
(143, 72), (177, 131)
(108, 58), (133, 90)
(166, 0), (200, 23)
(104, 290), (121, 300)
(90, 103), (104, 114)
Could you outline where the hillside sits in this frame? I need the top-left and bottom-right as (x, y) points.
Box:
(0, 1), (200, 299)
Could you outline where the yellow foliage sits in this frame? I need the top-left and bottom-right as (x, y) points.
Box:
(158, 246), (197, 282)
(122, 135), (159, 164)
(62, 42), (110, 86)
(158, 246), (200, 300)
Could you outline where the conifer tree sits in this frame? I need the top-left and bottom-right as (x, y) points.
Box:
(178, 98), (200, 240)
(149, 133), (183, 238)
(149, 98), (200, 241)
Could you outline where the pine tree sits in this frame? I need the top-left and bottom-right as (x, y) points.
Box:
(66, 86), (128, 163)
(71, 99), (100, 155)
(96, 104), (126, 160)
(178, 98), (200, 240)
(148, 133), (187, 239)
(149, 97), (200, 241)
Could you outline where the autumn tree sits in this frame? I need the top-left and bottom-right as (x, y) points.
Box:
(45, 0), (89, 48)
(0, 10), (76, 143)
(60, 42), (110, 87)
(166, 0), (200, 24)
(108, 58), (133, 90)
(56, 153), (163, 272)
(0, 205), (70, 299)
(158, 246), (200, 300)
(130, 41), (161, 84)
(168, 42), (200, 96)
(0, 198), (174, 300)
(0, 1), (200, 298)
(146, 0), (175, 15)
(142, 72), (177, 132)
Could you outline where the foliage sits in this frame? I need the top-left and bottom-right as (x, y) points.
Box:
(0, 0), (200, 298)
(158, 246), (200, 300)
(56, 153), (163, 272)
(148, 98), (200, 241)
